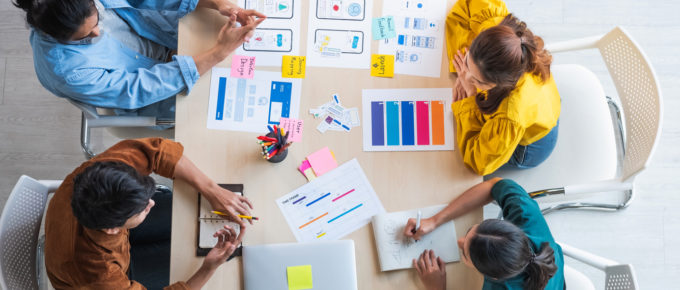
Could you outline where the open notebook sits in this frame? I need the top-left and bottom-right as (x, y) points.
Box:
(196, 184), (243, 256)
(371, 204), (459, 271)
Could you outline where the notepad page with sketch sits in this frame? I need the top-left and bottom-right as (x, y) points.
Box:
(371, 204), (459, 271)
(198, 192), (242, 248)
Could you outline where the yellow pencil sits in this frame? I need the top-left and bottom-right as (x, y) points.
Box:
(211, 211), (259, 220)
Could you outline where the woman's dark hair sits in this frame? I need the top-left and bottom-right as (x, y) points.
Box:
(13, 0), (96, 42)
(469, 219), (557, 290)
(71, 161), (156, 230)
(468, 14), (553, 114)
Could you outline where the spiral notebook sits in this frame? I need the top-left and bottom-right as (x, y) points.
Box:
(196, 184), (243, 257)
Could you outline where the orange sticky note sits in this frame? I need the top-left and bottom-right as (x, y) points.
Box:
(370, 54), (394, 77)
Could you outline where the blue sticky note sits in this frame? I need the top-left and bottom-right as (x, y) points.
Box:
(372, 16), (397, 40)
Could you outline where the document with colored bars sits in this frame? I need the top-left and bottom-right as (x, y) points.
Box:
(362, 88), (454, 151)
(276, 159), (385, 242)
(207, 68), (301, 133)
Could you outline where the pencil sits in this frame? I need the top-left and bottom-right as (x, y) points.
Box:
(238, 214), (259, 220)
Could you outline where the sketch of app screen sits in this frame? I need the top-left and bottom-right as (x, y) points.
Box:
(314, 29), (364, 54)
(246, 0), (294, 19)
(242, 28), (293, 52)
(316, 0), (365, 21)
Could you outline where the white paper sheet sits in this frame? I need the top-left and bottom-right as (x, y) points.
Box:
(207, 68), (301, 132)
(378, 0), (447, 77)
(305, 0), (373, 68)
(276, 159), (385, 242)
(371, 205), (459, 271)
(235, 0), (302, 66)
(362, 88), (454, 151)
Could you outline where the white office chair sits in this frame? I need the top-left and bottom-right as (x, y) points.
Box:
(68, 100), (175, 159)
(561, 242), (639, 290)
(488, 27), (663, 214)
(0, 176), (61, 290)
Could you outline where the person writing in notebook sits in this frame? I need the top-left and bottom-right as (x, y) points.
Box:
(447, 0), (561, 175)
(13, 0), (265, 127)
(403, 178), (565, 290)
(44, 138), (253, 289)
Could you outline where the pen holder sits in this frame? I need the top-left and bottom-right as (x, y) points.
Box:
(265, 132), (288, 163)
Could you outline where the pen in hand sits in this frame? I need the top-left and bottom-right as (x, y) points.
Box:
(412, 210), (422, 242)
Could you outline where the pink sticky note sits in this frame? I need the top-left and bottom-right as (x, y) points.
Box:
(306, 147), (338, 177)
(231, 55), (256, 79)
(298, 160), (312, 174)
(280, 117), (304, 142)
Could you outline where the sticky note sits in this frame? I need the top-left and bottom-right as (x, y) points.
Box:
(371, 54), (395, 78)
(230, 55), (256, 79)
(282, 55), (306, 78)
(298, 160), (312, 174)
(287, 265), (313, 290)
(306, 147), (338, 177)
(280, 117), (304, 142)
(372, 16), (396, 40)
(303, 168), (317, 181)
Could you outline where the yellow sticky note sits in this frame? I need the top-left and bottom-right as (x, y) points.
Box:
(282, 56), (306, 78)
(370, 54), (394, 78)
(287, 265), (313, 290)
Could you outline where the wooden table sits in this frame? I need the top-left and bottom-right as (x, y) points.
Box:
(171, 2), (483, 289)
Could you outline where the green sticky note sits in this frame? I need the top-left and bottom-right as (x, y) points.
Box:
(287, 265), (313, 290)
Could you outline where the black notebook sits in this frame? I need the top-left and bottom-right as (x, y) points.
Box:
(196, 184), (243, 258)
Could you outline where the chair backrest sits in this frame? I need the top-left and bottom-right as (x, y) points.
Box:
(0, 176), (50, 290)
(595, 27), (663, 181)
(605, 264), (638, 290)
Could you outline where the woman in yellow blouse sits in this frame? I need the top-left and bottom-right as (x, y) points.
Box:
(446, 0), (561, 175)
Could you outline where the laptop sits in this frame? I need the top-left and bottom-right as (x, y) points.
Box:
(243, 240), (358, 290)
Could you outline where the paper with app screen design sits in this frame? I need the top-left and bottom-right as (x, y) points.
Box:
(236, 0), (302, 66)
(207, 68), (301, 133)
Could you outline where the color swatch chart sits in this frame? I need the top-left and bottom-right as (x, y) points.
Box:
(362, 88), (454, 151)
(276, 159), (385, 242)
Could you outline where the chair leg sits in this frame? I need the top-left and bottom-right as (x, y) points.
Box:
(540, 189), (634, 215)
(80, 113), (96, 159)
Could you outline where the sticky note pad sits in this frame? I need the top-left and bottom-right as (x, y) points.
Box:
(231, 55), (256, 79)
(282, 56), (306, 78)
(372, 16), (396, 40)
(280, 117), (304, 142)
(287, 265), (313, 290)
(371, 54), (395, 78)
(303, 168), (317, 181)
(306, 147), (338, 177)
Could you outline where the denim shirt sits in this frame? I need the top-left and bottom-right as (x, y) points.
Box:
(29, 0), (200, 118)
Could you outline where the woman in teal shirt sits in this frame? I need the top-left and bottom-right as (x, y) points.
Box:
(404, 179), (565, 290)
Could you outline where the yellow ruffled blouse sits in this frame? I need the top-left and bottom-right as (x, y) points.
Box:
(446, 0), (561, 175)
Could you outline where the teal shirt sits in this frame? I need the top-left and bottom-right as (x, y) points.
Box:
(482, 180), (565, 290)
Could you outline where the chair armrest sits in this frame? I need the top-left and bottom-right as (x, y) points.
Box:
(559, 242), (618, 270)
(38, 180), (62, 194)
(546, 35), (602, 53)
(87, 115), (158, 128)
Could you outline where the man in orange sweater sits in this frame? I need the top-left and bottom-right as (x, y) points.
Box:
(44, 138), (252, 289)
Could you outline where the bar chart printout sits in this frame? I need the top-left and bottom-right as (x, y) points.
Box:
(276, 159), (385, 242)
(362, 88), (454, 151)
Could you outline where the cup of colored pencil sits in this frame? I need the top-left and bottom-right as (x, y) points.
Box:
(257, 125), (291, 163)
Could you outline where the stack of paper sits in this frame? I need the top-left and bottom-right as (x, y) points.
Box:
(298, 147), (338, 181)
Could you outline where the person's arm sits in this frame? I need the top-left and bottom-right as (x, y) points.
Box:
(185, 225), (244, 290)
(196, 0), (266, 26)
(173, 155), (253, 227)
(404, 178), (503, 240)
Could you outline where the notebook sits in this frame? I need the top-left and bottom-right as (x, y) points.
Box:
(371, 204), (460, 271)
(196, 184), (243, 257)
(243, 240), (358, 290)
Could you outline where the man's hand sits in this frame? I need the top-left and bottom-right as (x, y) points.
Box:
(203, 183), (254, 227)
(198, 0), (266, 26)
(203, 225), (245, 270)
(403, 217), (437, 241)
(414, 250), (447, 290)
(452, 49), (476, 97)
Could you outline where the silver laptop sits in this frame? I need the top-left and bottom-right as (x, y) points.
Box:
(243, 240), (358, 290)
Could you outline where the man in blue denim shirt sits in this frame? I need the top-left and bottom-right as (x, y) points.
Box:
(15, 0), (265, 124)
